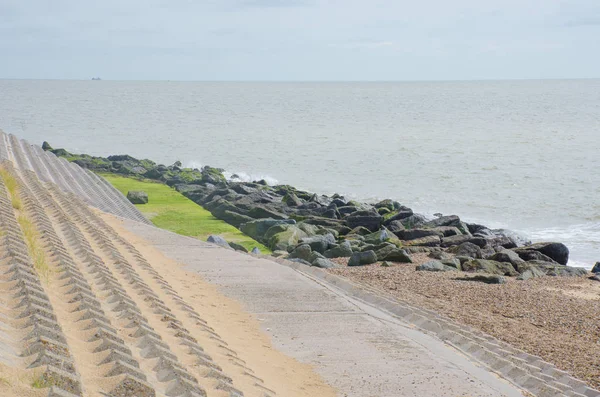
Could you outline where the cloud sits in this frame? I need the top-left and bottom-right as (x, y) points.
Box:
(0, 0), (599, 80)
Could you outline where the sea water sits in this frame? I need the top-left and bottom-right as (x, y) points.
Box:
(1, 79), (598, 268)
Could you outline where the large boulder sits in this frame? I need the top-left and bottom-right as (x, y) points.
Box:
(206, 235), (231, 249)
(516, 266), (547, 281)
(487, 250), (525, 267)
(282, 192), (303, 207)
(375, 245), (412, 263)
(348, 250), (378, 267)
(289, 244), (312, 261)
(363, 228), (397, 245)
(299, 233), (336, 254)
(395, 228), (442, 240)
(416, 260), (454, 272)
(312, 258), (338, 269)
(462, 259), (517, 276)
(517, 242), (569, 266)
(447, 242), (482, 259)
(126, 191), (148, 204)
(592, 262), (600, 274)
(513, 249), (558, 264)
(248, 206), (288, 220)
(404, 235), (441, 247)
(229, 242), (248, 253)
(221, 210), (255, 228)
(324, 241), (353, 258)
(240, 218), (296, 241)
(399, 214), (428, 228)
(441, 235), (487, 248)
(346, 211), (382, 232)
(266, 225), (308, 251)
(518, 260), (588, 277)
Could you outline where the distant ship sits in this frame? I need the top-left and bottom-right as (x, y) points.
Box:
(91, 77), (101, 81)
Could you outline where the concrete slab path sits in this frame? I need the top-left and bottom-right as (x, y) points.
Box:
(121, 219), (528, 397)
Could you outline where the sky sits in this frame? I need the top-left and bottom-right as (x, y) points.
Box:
(1, 0), (599, 81)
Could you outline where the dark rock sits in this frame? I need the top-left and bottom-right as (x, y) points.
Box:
(267, 225), (308, 251)
(374, 199), (399, 211)
(428, 251), (453, 260)
(346, 211), (382, 232)
(363, 228), (395, 245)
(348, 250), (378, 267)
(488, 250), (525, 267)
(519, 260), (588, 277)
(404, 235), (441, 247)
(382, 208), (414, 224)
(395, 228), (442, 241)
(251, 247), (260, 254)
(516, 267), (546, 280)
(399, 214), (428, 228)
(433, 226), (462, 237)
(230, 184), (258, 195)
(297, 222), (320, 236)
(312, 258), (338, 269)
(513, 249), (558, 264)
(221, 210), (254, 228)
(289, 244), (312, 261)
(441, 235), (487, 248)
(592, 262), (600, 274)
(248, 206), (287, 220)
(590, 275), (600, 282)
(441, 258), (461, 270)
(416, 260), (454, 272)
(448, 242), (482, 259)
(308, 251), (325, 263)
(282, 192), (303, 207)
(377, 207), (391, 216)
(108, 154), (137, 162)
(126, 191), (148, 204)
(375, 245), (412, 263)
(42, 141), (53, 151)
(459, 275), (507, 284)
(387, 220), (405, 233)
(324, 241), (353, 258)
(519, 242), (569, 266)
(207, 235), (231, 249)
(288, 258), (312, 266)
(299, 234), (336, 254)
(422, 215), (460, 228)
(240, 218), (295, 241)
(338, 206), (359, 216)
(347, 226), (372, 236)
(229, 242), (248, 253)
(462, 259), (517, 276)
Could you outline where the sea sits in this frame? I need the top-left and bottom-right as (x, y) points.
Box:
(0, 79), (598, 269)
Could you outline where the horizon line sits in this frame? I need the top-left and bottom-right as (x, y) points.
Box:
(1, 77), (599, 83)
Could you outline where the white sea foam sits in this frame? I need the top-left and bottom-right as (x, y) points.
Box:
(184, 161), (279, 185)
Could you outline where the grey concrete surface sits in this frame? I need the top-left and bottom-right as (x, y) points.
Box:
(122, 219), (528, 397)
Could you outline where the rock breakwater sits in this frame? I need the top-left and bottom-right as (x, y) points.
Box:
(43, 142), (593, 281)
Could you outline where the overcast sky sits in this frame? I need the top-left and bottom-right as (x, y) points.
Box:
(1, 0), (599, 81)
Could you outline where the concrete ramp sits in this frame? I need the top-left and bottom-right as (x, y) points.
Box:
(0, 130), (150, 225)
(119, 219), (599, 397)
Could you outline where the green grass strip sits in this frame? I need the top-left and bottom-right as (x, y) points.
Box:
(101, 174), (270, 253)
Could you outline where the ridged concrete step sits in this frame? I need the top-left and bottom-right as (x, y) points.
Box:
(0, 129), (150, 225)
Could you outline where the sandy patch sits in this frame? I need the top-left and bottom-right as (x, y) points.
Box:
(101, 212), (337, 397)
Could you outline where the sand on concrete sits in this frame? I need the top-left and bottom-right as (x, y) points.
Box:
(100, 211), (337, 397)
(329, 253), (600, 390)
